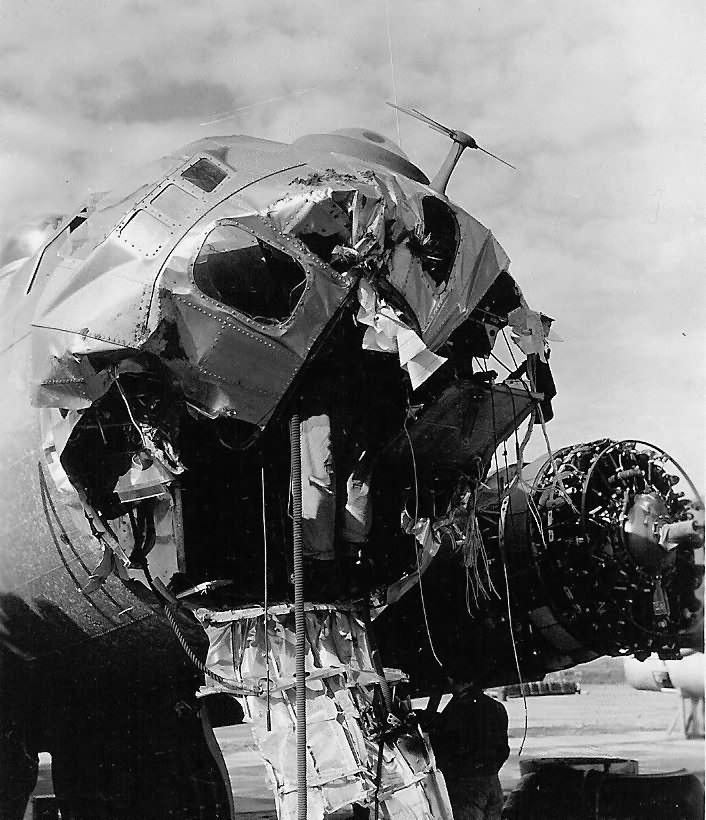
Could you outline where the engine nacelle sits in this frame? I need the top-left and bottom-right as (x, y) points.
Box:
(376, 439), (703, 689)
(500, 439), (703, 662)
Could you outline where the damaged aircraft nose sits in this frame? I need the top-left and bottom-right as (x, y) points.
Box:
(7, 125), (702, 820)
(25, 132), (535, 604)
(27, 133), (518, 426)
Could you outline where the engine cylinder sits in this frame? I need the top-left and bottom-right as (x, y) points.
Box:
(501, 439), (704, 661)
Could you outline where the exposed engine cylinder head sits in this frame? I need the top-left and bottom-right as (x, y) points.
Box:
(504, 439), (704, 661)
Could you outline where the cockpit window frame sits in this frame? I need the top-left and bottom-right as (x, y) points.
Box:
(189, 216), (314, 331)
(419, 195), (461, 292)
(179, 155), (230, 196)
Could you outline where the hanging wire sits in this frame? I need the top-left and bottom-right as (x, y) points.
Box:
(513, 357), (580, 515)
(508, 386), (534, 489)
(115, 379), (149, 450)
(499, 499), (529, 756)
(499, 417), (529, 756)
(461, 480), (499, 608)
(383, 0), (402, 147)
(489, 351), (514, 374)
(465, 565), (477, 614)
(483, 358), (529, 754)
(143, 561), (261, 696)
(477, 526), (500, 600)
(535, 403), (579, 515)
(162, 597), (261, 696)
(403, 415), (443, 668)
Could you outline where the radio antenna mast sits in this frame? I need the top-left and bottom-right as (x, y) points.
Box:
(386, 102), (516, 194)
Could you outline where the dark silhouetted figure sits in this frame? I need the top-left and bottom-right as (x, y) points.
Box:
(425, 677), (509, 820)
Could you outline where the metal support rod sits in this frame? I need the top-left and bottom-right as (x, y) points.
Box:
(262, 466), (272, 732)
(290, 414), (307, 820)
(362, 607), (393, 714)
(430, 141), (466, 195)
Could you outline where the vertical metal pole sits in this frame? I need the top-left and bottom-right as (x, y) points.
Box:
(262, 466), (271, 732)
(290, 414), (307, 820)
(362, 607), (393, 714)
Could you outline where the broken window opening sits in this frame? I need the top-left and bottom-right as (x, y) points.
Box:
(193, 224), (307, 322)
(68, 209), (88, 233)
(60, 369), (182, 522)
(435, 270), (523, 376)
(175, 411), (292, 600)
(475, 270), (522, 318)
(181, 158), (227, 193)
(295, 232), (342, 265)
(418, 197), (459, 287)
(53, 316), (520, 618)
(58, 367), (292, 600)
(275, 190), (354, 266)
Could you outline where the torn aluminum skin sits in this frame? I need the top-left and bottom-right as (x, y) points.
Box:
(192, 604), (453, 820)
(28, 134), (514, 428)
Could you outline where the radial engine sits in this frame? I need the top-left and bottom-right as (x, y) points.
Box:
(376, 439), (704, 688)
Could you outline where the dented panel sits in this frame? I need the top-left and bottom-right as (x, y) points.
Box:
(194, 606), (453, 820)
(4, 123), (701, 820)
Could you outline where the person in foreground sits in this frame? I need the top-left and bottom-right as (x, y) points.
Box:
(424, 671), (510, 820)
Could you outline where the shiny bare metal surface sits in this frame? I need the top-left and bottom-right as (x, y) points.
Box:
(1, 125), (703, 820)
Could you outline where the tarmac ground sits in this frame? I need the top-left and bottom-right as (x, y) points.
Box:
(28, 684), (704, 818)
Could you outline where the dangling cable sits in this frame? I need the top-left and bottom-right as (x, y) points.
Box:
(536, 403), (579, 514)
(147, 571), (261, 697)
(403, 415), (443, 668)
(500, 438), (528, 756)
(508, 385), (534, 490)
(115, 378), (149, 450)
(489, 351), (514, 374)
(516, 359), (579, 515)
(499, 498), (528, 756)
(485, 361), (529, 753)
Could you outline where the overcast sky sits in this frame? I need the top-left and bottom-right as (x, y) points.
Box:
(1, 0), (703, 487)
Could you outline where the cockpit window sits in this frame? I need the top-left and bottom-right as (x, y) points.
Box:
(193, 224), (307, 322)
(420, 196), (459, 286)
(181, 158), (227, 193)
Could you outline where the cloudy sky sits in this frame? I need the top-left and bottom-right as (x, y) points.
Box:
(1, 0), (703, 487)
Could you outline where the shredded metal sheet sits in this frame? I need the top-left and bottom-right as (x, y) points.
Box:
(27, 136), (513, 429)
(196, 607), (453, 820)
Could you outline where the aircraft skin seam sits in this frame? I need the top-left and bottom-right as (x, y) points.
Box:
(2, 124), (702, 820)
(167, 295), (281, 350)
(30, 322), (140, 350)
(187, 365), (283, 396)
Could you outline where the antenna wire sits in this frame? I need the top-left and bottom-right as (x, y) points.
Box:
(383, 0), (402, 147)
